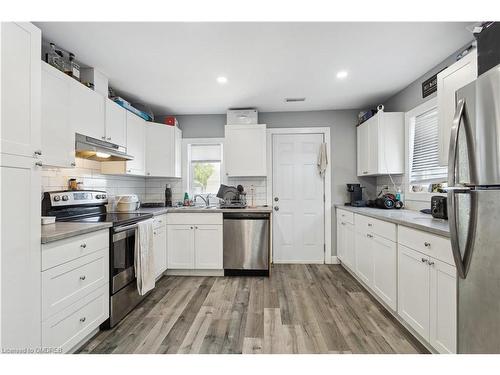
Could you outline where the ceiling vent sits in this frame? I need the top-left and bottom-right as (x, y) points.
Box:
(285, 97), (306, 103)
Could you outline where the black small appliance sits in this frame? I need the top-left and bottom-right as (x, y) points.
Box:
(475, 22), (500, 76)
(431, 196), (448, 219)
(346, 183), (364, 206)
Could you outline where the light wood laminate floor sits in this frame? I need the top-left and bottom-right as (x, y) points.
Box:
(78, 264), (427, 354)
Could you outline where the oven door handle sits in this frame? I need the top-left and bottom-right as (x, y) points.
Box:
(113, 223), (138, 233)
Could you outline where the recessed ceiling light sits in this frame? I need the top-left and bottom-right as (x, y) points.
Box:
(336, 70), (348, 79)
(216, 76), (228, 84)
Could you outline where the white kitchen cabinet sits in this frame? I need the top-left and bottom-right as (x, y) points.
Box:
(167, 225), (195, 269)
(153, 225), (167, 277)
(167, 213), (223, 270)
(1, 22), (41, 158)
(70, 77), (105, 141)
(101, 111), (146, 176)
(437, 49), (477, 166)
(372, 234), (397, 310)
(430, 258), (457, 354)
(41, 62), (75, 168)
(105, 99), (127, 147)
(0, 22), (42, 350)
(356, 111), (404, 176)
(225, 124), (267, 177)
(398, 245), (431, 341)
(194, 225), (223, 269)
(336, 210), (355, 271)
(354, 230), (373, 286)
(145, 123), (182, 177)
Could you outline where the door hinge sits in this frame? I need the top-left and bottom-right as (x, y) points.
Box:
(323, 194), (326, 202)
(324, 244), (326, 253)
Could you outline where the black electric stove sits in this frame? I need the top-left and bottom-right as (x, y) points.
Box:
(41, 190), (154, 329)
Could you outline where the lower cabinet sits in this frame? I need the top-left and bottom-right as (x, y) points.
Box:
(398, 244), (457, 353)
(41, 229), (110, 353)
(336, 214), (355, 270)
(166, 213), (223, 270)
(354, 230), (374, 286)
(153, 224), (167, 277)
(372, 234), (397, 310)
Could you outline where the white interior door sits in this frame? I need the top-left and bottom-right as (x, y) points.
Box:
(272, 133), (325, 263)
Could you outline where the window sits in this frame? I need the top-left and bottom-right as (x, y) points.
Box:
(187, 143), (223, 196)
(408, 103), (447, 193)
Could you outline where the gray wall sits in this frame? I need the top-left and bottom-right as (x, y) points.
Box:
(176, 109), (376, 257)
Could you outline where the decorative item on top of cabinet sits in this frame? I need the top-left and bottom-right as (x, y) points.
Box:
(0, 22), (42, 350)
(224, 124), (267, 177)
(357, 110), (404, 176)
(437, 49), (477, 166)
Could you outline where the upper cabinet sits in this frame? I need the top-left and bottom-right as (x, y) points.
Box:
(145, 122), (182, 178)
(1, 22), (41, 158)
(357, 111), (404, 176)
(104, 98), (126, 147)
(224, 124), (267, 177)
(70, 78), (105, 141)
(41, 62), (75, 168)
(437, 50), (477, 166)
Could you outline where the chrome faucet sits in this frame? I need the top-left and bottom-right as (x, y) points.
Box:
(194, 194), (210, 206)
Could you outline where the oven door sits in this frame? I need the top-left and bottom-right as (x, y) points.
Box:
(111, 225), (137, 294)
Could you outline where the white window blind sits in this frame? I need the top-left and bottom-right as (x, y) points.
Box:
(410, 106), (447, 183)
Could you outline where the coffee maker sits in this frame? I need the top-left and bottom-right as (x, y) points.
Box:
(346, 183), (365, 206)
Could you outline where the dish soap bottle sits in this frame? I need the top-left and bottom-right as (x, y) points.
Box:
(396, 188), (404, 204)
(183, 192), (190, 206)
(165, 184), (172, 207)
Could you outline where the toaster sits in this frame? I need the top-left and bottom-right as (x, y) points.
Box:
(431, 196), (448, 219)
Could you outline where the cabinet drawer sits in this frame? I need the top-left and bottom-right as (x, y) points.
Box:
(355, 214), (396, 242)
(166, 213), (222, 225)
(42, 248), (109, 320)
(398, 226), (453, 266)
(337, 209), (354, 224)
(153, 214), (167, 229)
(42, 229), (109, 271)
(42, 283), (109, 353)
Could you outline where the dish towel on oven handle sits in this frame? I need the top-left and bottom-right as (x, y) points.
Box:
(134, 218), (155, 295)
(317, 142), (328, 177)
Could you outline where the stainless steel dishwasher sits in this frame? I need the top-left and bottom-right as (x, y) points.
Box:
(223, 212), (270, 276)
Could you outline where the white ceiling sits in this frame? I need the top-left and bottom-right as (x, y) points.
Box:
(34, 22), (472, 115)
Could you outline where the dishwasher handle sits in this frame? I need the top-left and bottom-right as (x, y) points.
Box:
(223, 212), (270, 220)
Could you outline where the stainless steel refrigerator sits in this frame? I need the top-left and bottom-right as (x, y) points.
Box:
(449, 63), (500, 353)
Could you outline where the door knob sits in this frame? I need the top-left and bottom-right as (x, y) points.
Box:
(274, 197), (279, 202)
(274, 206), (279, 211)
(35, 161), (43, 167)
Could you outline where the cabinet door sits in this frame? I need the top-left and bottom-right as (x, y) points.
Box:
(167, 225), (194, 269)
(174, 127), (182, 178)
(105, 99), (126, 147)
(1, 22), (41, 158)
(367, 116), (379, 174)
(336, 219), (345, 262)
(145, 122), (174, 177)
(153, 226), (167, 277)
(437, 50), (477, 166)
(356, 123), (369, 176)
(372, 234), (397, 311)
(0, 154), (41, 348)
(70, 80), (105, 140)
(225, 124), (266, 176)
(344, 222), (355, 271)
(41, 62), (75, 168)
(194, 225), (223, 269)
(430, 259), (457, 354)
(398, 245), (430, 340)
(126, 112), (146, 175)
(354, 230), (373, 286)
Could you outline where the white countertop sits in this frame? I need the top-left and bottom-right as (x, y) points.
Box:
(41, 222), (112, 244)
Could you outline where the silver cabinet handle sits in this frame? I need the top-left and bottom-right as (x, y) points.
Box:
(424, 242), (431, 248)
(80, 317), (86, 323)
(35, 161), (43, 167)
(127, 169), (131, 173)
(195, 226), (198, 229)
(274, 197), (279, 202)
(153, 231), (157, 235)
(70, 162), (76, 167)
(274, 206), (279, 211)
(80, 243), (87, 248)
(421, 258), (428, 264)
(190, 226), (194, 229)
(368, 223), (373, 227)
(79, 275), (86, 280)
(366, 234), (373, 238)
(107, 137), (111, 141)
(428, 261), (435, 266)
(34, 150), (42, 156)
(341, 222), (346, 226)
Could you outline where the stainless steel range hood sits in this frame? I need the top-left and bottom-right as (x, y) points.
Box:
(75, 133), (134, 161)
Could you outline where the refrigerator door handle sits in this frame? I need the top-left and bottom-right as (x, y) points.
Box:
(447, 98), (478, 279)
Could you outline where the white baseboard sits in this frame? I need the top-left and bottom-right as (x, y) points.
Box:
(330, 256), (339, 264)
(166, 269), (224, 277)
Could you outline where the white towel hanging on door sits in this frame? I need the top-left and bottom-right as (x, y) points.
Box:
(317, 142), (328, 177)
